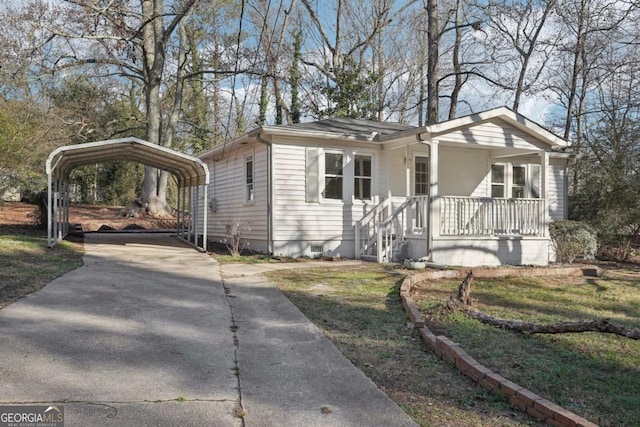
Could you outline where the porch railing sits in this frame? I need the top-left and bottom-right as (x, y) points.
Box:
(355, 197), (392, 259)
(377, 196), (429, 262)
(440, 196), (545, 237)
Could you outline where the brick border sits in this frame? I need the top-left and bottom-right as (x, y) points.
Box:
(400, 271), (600, 427)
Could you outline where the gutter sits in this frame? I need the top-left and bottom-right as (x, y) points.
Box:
(255, 132), (274, 255)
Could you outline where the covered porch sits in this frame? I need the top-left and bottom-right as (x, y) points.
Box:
(355, 109), (567, 266)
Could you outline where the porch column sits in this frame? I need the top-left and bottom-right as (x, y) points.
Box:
(429, 139), (440, 245)
(405, 144), (411, 197)
(540, 150), (549, 237)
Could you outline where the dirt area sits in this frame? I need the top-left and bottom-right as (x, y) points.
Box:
(0, 202), (176, 232)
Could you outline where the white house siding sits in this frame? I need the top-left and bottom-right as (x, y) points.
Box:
(202, 142), (269, 253)
(548, 158), (567, 220)
(271, 139), (383, 258)
(438, 119), (550, 150)
(429, 237), (550, 267)
(388, 147), (409, 197)
(439, 146), (489, 197)
(388, 145), (490, 199)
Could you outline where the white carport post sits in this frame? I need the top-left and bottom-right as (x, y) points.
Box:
(62, 179), (69, 237)
(189, 186), (194, 244)
(176, 183), (181, 238)
(47, 173), (53, 247)
(182, 182), (187, 238)
(202, 183), (208, 252)
(53, 177), (59, 241)
(194, 184), (200, 246)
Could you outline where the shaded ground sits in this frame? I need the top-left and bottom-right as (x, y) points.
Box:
(0, 202), (176, 232)
(266, 266), (541, 427)
(411, 269), (640, 426)
(0, 202), (173, 309)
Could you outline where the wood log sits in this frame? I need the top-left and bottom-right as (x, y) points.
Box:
(460, 307), (640, 340)
(447, 269), (640, 340)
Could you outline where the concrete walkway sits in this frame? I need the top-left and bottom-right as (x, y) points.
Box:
(0, 234), (416, 427)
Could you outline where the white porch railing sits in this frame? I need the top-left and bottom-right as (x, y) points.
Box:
(355, 196), (429, 261)
(377, 196), (429, 262)
(440, 196), (545, 237)
(355, 197), (393, 259)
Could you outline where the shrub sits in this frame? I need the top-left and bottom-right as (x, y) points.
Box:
(222, 220), (251, 257)
(549, 220), (597, 264)
(36, 190), (48, 229)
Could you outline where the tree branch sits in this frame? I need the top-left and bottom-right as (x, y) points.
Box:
(447, 272), (640, 340)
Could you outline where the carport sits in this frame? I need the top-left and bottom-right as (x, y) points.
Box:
(46, 137), (209, 251)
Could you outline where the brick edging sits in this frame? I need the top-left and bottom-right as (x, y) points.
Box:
(400, 274), (599, 427)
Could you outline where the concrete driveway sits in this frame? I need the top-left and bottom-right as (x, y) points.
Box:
(0, 233), (416, 427)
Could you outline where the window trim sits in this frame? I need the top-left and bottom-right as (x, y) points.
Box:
(353, 153), (373, 201)
(244, 152), (254, 204)
(491, 163), (507, 198)
(413, 154), (429, 196)
(490, 162), (542, 199)
(322, 150), (345, 202)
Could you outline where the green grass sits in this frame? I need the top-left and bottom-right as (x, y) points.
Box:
(266, 266), (540, 426)
(0, 229), (84, 307)
(412, 270), (640, 427)
(212, 253), (276, 264)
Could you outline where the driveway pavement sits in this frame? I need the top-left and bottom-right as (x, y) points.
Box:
(0, 233), (416, 427)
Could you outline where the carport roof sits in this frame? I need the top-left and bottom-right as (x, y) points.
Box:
(46, 137), (209, 187)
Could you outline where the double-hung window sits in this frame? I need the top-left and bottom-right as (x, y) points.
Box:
(491, 163), (541, 199)
(491, 164), (506, 198)
(245, 155), (254, 202)
(306, 149), (374, 203)
(323, 152), (344, 200)
(512, 165), (526, 198)
(354, 154), (372, 200)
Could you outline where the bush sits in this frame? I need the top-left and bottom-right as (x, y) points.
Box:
(222, 220), (251, 257)
(36, 190), (48, 229)
(549, 220), (597, 264)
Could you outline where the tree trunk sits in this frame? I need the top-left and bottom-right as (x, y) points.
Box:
(138, 0), (191, 218)
(426, 0), (439, 124)
(448, 0), (463, 120)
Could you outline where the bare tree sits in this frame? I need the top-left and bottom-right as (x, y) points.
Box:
(300, 0), (416, 120)
(4, 0), (201, 215)
(483, 0), (557, 113)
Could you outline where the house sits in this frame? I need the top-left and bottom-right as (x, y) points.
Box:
(196, 107), (571, 267)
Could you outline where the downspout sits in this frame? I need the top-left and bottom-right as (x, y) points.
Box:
(255, 132), (274, 255)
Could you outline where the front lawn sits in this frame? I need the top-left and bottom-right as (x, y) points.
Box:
(411, 269), (640, 426)
(0, 228), (84, 308)
(266, 266), (541, 426)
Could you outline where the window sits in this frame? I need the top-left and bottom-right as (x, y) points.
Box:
(491, 163), (542, 199)
(512, 165), (526, 198)
(491, 164), (506, 198)
(415, 156), (429, 195)
(323, 152), (343, 200)
(530, 164), (541, 198)
(305, 148), (320, 203)
(354, 155), (372, 200)
(245, 155), (254, 202)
